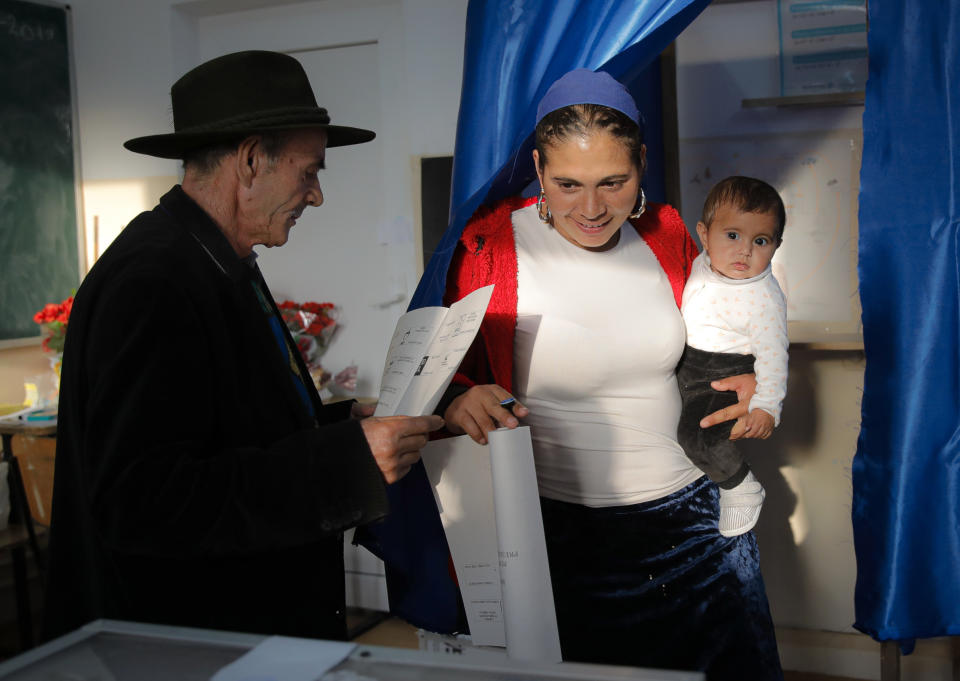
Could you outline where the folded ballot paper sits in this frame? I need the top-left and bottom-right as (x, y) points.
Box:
(373, 284), (493, 418)
(422, 427), (562, 664)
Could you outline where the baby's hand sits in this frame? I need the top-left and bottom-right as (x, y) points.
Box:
(741, 409), (775, 439)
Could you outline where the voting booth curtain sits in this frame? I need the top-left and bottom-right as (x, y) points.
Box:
(356, 0), (709, 634)
(852, 0), (960, 650)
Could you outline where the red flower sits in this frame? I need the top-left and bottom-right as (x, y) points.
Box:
(33, 296), (73, 354)
(302, 301), (332, 313)
(305, 321), (326, 335)
(56, 298), (73, 323)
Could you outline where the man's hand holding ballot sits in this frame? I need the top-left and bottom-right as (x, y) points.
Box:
(360, 414), (445, 483)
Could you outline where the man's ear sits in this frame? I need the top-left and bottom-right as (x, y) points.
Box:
(696, 221), (709, 251)
(235, 135), (262, 188)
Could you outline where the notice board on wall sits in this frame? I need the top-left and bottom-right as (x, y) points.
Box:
(0, 0), (81, 343)
(679, 129), (862, 344)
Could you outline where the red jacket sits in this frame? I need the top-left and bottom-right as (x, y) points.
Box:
(445, 195), (700, 393)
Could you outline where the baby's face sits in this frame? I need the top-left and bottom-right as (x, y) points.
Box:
(696, 204), (780, 279)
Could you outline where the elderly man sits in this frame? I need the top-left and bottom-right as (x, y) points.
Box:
(43, 51), (442, 641)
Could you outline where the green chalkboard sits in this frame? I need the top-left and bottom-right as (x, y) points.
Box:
(0, 0), (80, 341)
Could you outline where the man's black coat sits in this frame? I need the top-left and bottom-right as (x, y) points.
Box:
(43, 186), (388, 640)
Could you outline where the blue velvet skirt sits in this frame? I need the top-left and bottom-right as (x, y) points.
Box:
(540, 476), (783, 680)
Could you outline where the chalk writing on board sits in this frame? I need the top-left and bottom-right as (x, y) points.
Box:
(0, 13), (57, 41)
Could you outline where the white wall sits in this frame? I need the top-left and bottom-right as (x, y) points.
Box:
(71, 0), (182, 181)
(70, 0), (467, 180)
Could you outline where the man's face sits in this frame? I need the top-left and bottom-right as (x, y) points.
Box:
(238, 128), (327, 252)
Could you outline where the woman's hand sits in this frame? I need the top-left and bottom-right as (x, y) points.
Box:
(444, 384), (529, 445)
(699, 373), (757, 440)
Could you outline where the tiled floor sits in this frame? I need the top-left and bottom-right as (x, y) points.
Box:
(350, 616), (859, 681)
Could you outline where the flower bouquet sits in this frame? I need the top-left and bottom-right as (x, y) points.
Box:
(33, 295), (73, 391)
(277, 300), (339, 389)
(33, 296), (73, 355)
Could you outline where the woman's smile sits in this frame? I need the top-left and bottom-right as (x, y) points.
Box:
(573, 217), (612, 233)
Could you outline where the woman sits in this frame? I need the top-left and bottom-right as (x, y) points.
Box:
(441, 69), (783, 679)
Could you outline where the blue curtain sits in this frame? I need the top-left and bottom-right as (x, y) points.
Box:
(852, 0), (960, 650)
(356, 0), (709, 634)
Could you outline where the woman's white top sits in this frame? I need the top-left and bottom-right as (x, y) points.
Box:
(512, 204), (703, 507)
(681, 252), (788, 423)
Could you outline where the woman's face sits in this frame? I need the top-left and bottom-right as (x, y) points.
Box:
(534, 130), (644, 251)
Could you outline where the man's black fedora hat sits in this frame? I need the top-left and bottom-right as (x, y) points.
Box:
(124, 50), (375, 159)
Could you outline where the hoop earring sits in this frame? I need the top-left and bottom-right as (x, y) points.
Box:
(536, 189), (551, 223)
(629, 188), (647, 220)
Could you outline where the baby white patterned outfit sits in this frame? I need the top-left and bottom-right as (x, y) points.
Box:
(681, 252), (788, 423)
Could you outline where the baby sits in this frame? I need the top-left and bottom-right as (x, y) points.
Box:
(678, 176), (788, 537)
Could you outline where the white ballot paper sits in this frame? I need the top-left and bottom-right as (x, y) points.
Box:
(210, 636), (354, 681)
(374, 284), (493, 417)
(422, 427), (562, 663)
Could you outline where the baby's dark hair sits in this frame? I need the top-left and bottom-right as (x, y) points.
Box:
(535, 104), (645, 173)
(701, 176), (786, 242)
